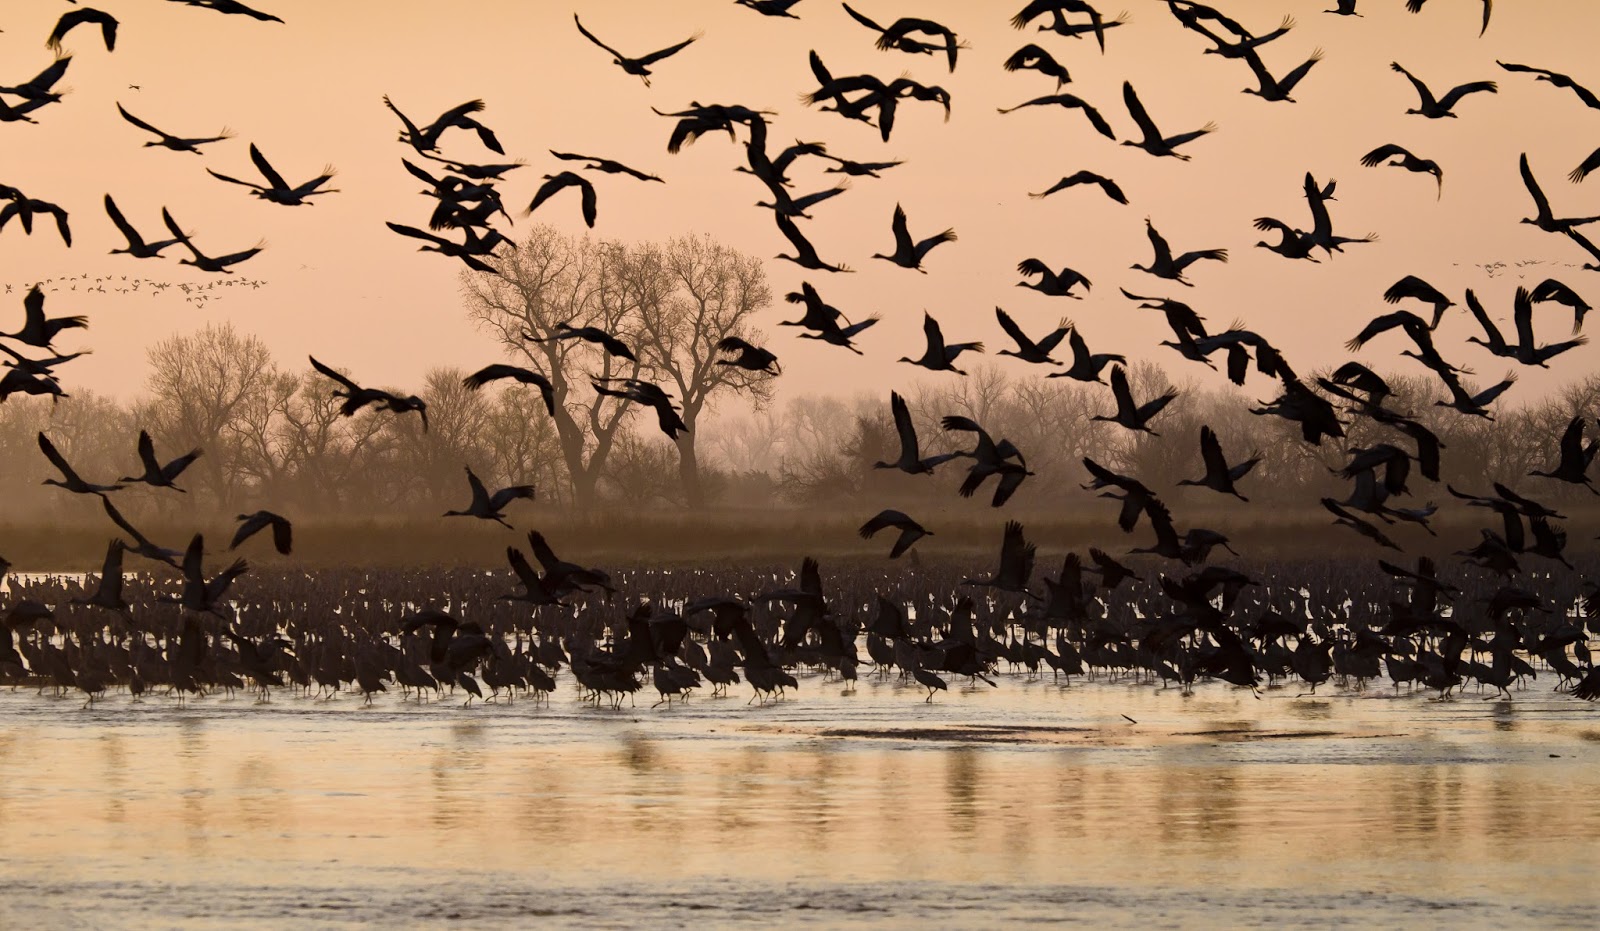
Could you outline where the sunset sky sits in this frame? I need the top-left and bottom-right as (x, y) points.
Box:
(2, 0), (1596, 404)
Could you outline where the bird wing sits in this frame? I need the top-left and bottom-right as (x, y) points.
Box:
(1122, 82), (1161, 143)
(578, 174), (598, 227)
(1144, 219), (1172, 264)
(37, 432), (78, 483)
(1520, 152), (1552, 219)
(308, 356), (362, 392)
(889, 203), (911, 252)
(1571, 146), (1600, 183)
(889, 391), (919, 456)
(382, 95), (423, 140)
(160, 207), (201, 257)
(103, 497), (152, 548)
(842, 3), (886, 33)
(1109, 365), (1134, 412)
(1390, 62), (1434, 109)
(103, 194), (142, 247)
(1360, 143), (1411, 167)
(1464, 289), (1504, 347)
(572, 14), (626, 59)
(994, 306), (1032, 351)
(1199, 425), (1228, 477)
(1438, 80), (1497, 111)
(637, 32), (701, 66)
(115, 102), (165, 139)
(464, 466), (491, 506)
(1512, 286), (1536, 350)
(136, 430), (158, 472)
(206, 168), (261, 190)
(248, 143), (289, 190)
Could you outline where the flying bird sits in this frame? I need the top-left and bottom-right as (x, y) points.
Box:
(444, 467), (535, 529)
(162, 208), (262, 273)
(207, 143), (337, 205)
(527, 322), (635, 362)
(105, 195), (184, 258)
(47, 8), (117, 52)
(859, 509), (931, 559)
(1029, 171), (1127, 204)
(231, 511), (292, 554)
(1002, 44), (1071, 87)
(462, 364), (556, 415)
(996, 93), (1116, 138)
(573, 14), (700, 86)
(116, 103), (232, 153)
(119, 430), (200, 492)
(549, 151), (663, 183)
(1121, 82), (1216, 159)
(525, 172), (598, 228)
(872, 204), (955, 272)
(308, 356), (429, 430)
(1390, 61), (1496, 118)
(1360, 143), (1443, 198)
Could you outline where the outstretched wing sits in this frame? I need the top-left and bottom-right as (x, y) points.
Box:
(308, 356), (361, 392)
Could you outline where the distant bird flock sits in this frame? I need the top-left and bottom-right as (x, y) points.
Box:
(3, 0), (1600, 710)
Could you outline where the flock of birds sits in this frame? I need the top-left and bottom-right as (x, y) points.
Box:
(3, 1), (1600, 709)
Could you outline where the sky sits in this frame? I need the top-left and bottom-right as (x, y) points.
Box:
(2, 0), (1598, 406)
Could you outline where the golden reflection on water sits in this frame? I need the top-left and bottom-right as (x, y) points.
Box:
(0, 681), (1597, 913)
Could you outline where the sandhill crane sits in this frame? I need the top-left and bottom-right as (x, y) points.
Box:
(1030, 171), (1127, 204)
(942, 415), (1033, 506)
(1464, 287), (1587, 367)
(104, 195), (184, 258)
(119, 430), (200, 492)
(181, 0), (285, 23)
(1121, 82), (1216, 159)
(1093, 366), (1177, 435)
(715, 337), (781, 375)
(1323, 498), (1401, 550)
(573, 14), (700, 86)
(736, 0), (805, 17)
(842, 5), (962, 71)
(115, 103), (231, 153)
(102, 497), (180, 567)
(160, 534), (249, 618)
(1361, 144), (1443, 198)
(549, 151), (663, 182)
(774, 212), (850, 272)
(1178, 426), (1259, 500)
(461, 365), (556, 415)
(1238, 45), (1322, 103)
(1530, 279), (1591, 333)
(5, 287), (85, 349)
(997, 93), (1116, 138)
(899, 312), (982, 374)
(1391, 62), (1496, 118)
(47, 8), (117, 52)
(1384, 275), (1454, 328)
(161, 208), (263, 273)
(230, 510), (293, 555)
(1435, 370), (1516, 419)
(39, 432), (120, 496)
(71, 540), (130, 615)
(872, 204), (956, 272)
(816, 151), (902, 178)
(384, 96), (502, 155)
(207, 144), (337, 205)
(781, 282), (877, 351)
(0, 192), (71, 246)
(1497, 61), (1599, 109)
(592, 378), (689, 439)
(1133, 218), (1227, 285)
(1012, 1), (1110, 52)
(1049, 322), (1124, 382)
(873, 391), (959, 475)
(1003, 44), (1071, 87)
(444, 467), (535, 528)
(1406, 0), (1492, 36)
(1520, 153), (1600, 232)
(859, 510), (931, 559)
(961, 521), (1038, 598)
(1016, 258), (1090, 297)
(526, 172), (597, 228)
(308, 356), (429, 430)
(527, 322), (635, 362)
(994, 307), (1069, 365)
(0, 56), (71, 103)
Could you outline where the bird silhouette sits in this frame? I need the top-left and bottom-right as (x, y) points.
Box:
(116, 103), (232, 153)
(118, 430), (200, 492)
(573, 14), (700, 86)
(308, 356), (429, 430)
(1121, 82), (1216, 159)
(1361, 144), (1443, 198)
(858, 509), (931, 559)
(444, 467), (535, 529)
(47, 8), (117, 52)
(230, 510), (293, 555)
(1391, 62), (1496, 118)
(872, 204), (956, 272)
(898, 312), (982, 375)
(207, 143), (337, 205)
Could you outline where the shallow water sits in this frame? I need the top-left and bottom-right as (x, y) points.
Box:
(2, 676), (1598, 928)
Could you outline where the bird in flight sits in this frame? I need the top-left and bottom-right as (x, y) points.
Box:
(308, 356), (429, 430)
(207, 143), (338, 205)
(573, 14), (700, 86)
(116, 103), (233, 154)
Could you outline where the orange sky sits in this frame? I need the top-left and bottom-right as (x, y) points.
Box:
(2, 0), (1597, 404)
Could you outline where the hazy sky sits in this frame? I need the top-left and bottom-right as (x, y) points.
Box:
(3, 0), (1597, 404)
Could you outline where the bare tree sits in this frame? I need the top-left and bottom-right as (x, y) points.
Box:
(631, 234), (774, 508)
(461, 226), (649, 509)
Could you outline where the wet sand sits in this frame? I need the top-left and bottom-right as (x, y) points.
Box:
(1, 676), (1597, 928)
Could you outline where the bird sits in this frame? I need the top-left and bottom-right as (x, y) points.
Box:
(1029, 171), (1127, 204)
(0, 193), (71, 246)
(176, 0), (285, 24)
(1520, 153), (1600, 233)
(1391, 62), (1496, 118)
(774, 212), (850, 273)
(1049, 322), (1125, 382)
(115, 103), (232, 153)
(1497, 61), (1600, 109)
(592, 378), (689, 440)
(102, 497), (181, 567)
(858, 510), (931, 559)
(526, 172), (598, 228)
(1016, 258), (1090, 297)
(898, 312), (983, 375)
(961, 521), (1038, 598)
(47, 8), (117, 52)
(461, 364), (556, 415)
(873, 391), (959, 475)
(1177, 426), (1259, 501)
(1121, 82), (1216, 159)
(444, 467), (535, 529)
(815, 151), (902, 179)
(1435, 370), (1517, 419)
(230, 511), (293, 555)
(207, 144), (337, 205)
(308, 356), (429, 430)
(872, 204), (956, 272)
(994, 307), (1069, 365)
(549, 151), (663, 183)
(118, 430), (200, 492)
(39, 432), (122, 496)
(161, 208), (263, 273)
(573, 14), (700, 86)
(1002, 44), (1071, 87)
(385, 222), (504, 274)
(528, 322), (635, 362)
(996, 93), (1116, 138)
(942, 416), (1034, 506)
(1323, 498), (1401, 550)
(1528, 416), (1599, 494)
(1383, 275), (1454, 328)
(384, 96), (502, 155)
(841, 5), (963, 72)
(104, 195), (184, 258)
(1012, 1), (1111, 52)
(0, 55), (72, 103)
(160, 534), (249, 618)
(715, 337), (780, 375)
(1463, 287), (1587, 367)
(5, 287), (86, 349)
(1360, 144), (1443, 198)
(1093, 366), (1177, 435)
(1530, 278), (1591, 334)
(1132, 218), (1227, 285)
(781, 285), (877, 353)
(1237, 45), (1323, 103)
(735, 0), (805, 17)
(70, 540), (130, 615)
